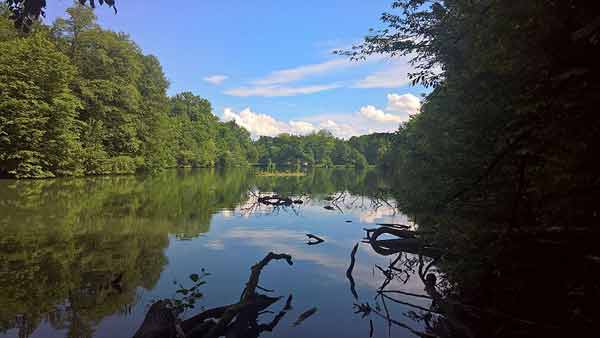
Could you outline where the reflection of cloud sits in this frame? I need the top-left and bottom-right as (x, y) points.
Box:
(220, 210), (234, 218)
(359, 206), (412, 226)
(226, 228), (307, 242)
(204, 239), (225, 250)
(220, 227), (423, 292)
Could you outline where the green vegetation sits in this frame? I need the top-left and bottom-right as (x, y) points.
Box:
(255, 130), (369, 169)
(342, 1), (599, 335)
(346, 0), (598, 226)
(0, 168), (254, 336)
(0, 4), (256, 178)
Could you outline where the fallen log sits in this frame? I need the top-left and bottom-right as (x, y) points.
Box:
(132, 252), (294, 338)
(365, 226), (442, 258)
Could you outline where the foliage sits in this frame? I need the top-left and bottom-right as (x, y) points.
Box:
(348, 133), (393, 165)
(349, 0), (600, 230)
(0, 4), (256, 178)
(255, 130), (369, 169)
(5, 0), (116, 30)
(0, 32), (82, 178)
(347, 2), (600, 335)
(170, 270), (210, 313)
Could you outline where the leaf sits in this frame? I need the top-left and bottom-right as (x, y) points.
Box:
(189, 273), (199, 282)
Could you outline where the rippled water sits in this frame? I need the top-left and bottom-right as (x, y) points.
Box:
(0, 168), (437, 338)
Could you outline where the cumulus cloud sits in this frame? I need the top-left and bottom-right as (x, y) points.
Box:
(359, 105), (405, 123)
(222, 107), (361, 139)
(386, 93), (421, 114)
(221, 92), (420, 139)
(223, 107), (289, 137)
(254, 59), (351, 85)
(203, 74), (228, 85)
(289, 120), (318, 134)
(358, 93), (420, 124)
(224, 84), (339, 97)
(353, 57), (413, 88)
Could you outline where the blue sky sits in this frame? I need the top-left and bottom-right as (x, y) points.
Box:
(45, 0), (426, 138)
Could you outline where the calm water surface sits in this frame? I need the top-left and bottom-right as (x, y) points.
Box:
(0, 168), (434, 338)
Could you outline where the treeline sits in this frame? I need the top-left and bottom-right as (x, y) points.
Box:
(254, 131), (370, 169)
(0, 4), (256, 178)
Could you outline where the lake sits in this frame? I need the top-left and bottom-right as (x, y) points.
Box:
(0, 168), (437, 338)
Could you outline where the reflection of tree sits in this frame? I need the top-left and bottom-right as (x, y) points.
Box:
(351, 223), (586, 338)
(347, 225), (447, 338)
(0, 168), (253, 336)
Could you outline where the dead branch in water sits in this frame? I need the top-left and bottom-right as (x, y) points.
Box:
(132, 252), (294, 338)
(306, 233), (325, 245)
(346, 243), (360, 299)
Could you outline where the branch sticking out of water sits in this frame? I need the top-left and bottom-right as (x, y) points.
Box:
(306, 233), (325, 245)
(346, 243), (360, 300)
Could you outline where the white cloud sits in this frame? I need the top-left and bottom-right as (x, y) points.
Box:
(386, 93), (421, 114)
(254, 59), (352, 85)
(359, 105), (405, 123)
(221, 92), (420, 139)
(203, 74), (228, 85)
(224, 84), (339, 97)
(317, 119), (361, 139)
(353, 57), (413, 88)
(289, 120), (318, 134)
(223, 107), (290, 137)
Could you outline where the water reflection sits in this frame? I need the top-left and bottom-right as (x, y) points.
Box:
(0, 169), (253, 338)
(2, 168), (418, 338)
(5, 167), (563, 338)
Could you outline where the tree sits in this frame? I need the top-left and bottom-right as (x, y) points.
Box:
(5, 0), (116, 30)
(345, 0), (600, 225)
(0, 33), (82, 178)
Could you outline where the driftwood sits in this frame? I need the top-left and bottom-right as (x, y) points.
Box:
(376, 223), (411, 229)
(364, 226), (442, 258)
(306, 233), (324, 245)
(292, 307), (318, 327)
(257, 195), (303, 207)
(132, 252), (294, 338)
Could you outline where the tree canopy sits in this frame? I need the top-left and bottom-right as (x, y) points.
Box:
(346, 0), (600, 229)
(0, 4), (258, 178)
(5, 0), (116, 30)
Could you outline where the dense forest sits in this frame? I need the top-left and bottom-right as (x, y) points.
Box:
(0, 4), (258, 178)
(339, 0), (599, 335)
(0, 3), (390, 178)
(255, 131), (370, 169)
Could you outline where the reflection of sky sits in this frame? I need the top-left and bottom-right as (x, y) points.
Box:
(166, 193), (433, 337)
(17, 192), (432, 338)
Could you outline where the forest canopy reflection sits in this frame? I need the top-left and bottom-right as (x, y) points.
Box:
(0, 168), (385, 338)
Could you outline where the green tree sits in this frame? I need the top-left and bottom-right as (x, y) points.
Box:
(0, 33), (82, 178)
